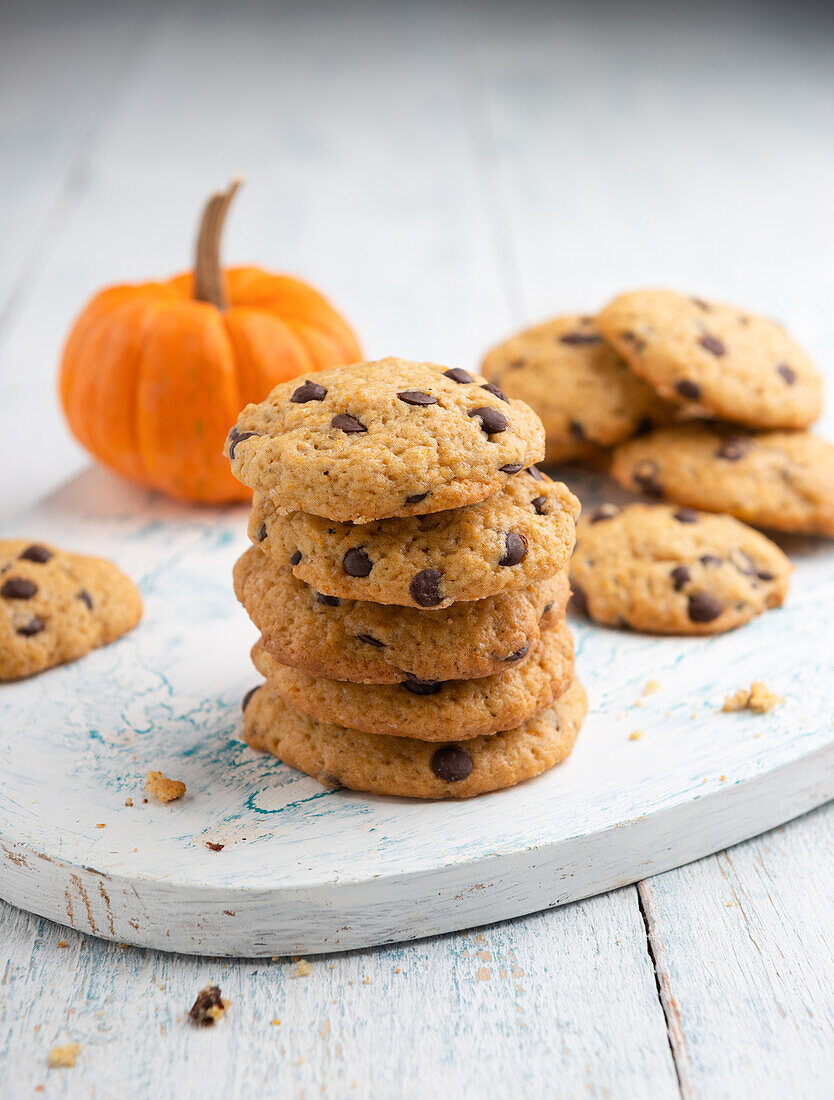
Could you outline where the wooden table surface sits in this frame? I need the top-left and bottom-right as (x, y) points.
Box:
(1, 2), (833, 1095)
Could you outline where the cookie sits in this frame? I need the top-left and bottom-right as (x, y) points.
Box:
(611, 423), (834, 536)
(234, 547), (570, 684)
(596, 289), (822, 430)
(0, 540), (142, 680)
(249, 468), (579, 609)
(481, 314), (676, 462)
(570, 503), (790, 634)
(243, 678), (587, 799)
(250, 620), (574, 739)
(224, 358), (547, 523)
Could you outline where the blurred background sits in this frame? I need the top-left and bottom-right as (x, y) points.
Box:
(2, 0), (833, 519)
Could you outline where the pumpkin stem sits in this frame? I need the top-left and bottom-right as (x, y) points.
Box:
(193, 176), (244, 310)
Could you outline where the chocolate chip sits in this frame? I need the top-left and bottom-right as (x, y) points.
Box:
(528, 466), (545, 482)
(241, 686), (259, 712)
(315, 592), (341, 607)
(571, 585), (588, 616)
(507, 358), (526, 369)
(671, 565), (691, 591)
(673, 508), (698, 523)
(405, 492), (428, 504)
(356, 633), (384, 647)
(590, 503), (620, 523)
(500, 463), (523, 474)
(531, 496), (547, 515)
(77, 589), (93, 610)
(444, 368), (474, 384)
(503, 642), (529, 662)
(633, 459), (663, 498)
(634, 417), (654, 437)
(675, 380), (701, 401)
(16, 616), (44, 637)
(621, 330), (647, 353)
(19, 544), (52, 563)
(343, 547), (373, 577)
(691, 297), (711, 311)
(499, 531), (528, 567)
(410, 569), (443, 607)
(559, 332), (602, 346)
(480, 382), (509, 403)
(289, 550), (302, 565)
(206, 842), (225, 852)
(403, 676), (442, 696)
(431, 745), (473, 783)
(257, 524), (267, 542)
(569, 420), (586, 440)
(716, 437), (751, 461)
(776, 363), (796, 385)
(189, 985), (225, 1027)
(688, 592), (723, 622)
(1, 577), (37, 600)
(699, 334), (726, 357)
(699, 554), (722, 567)
(757, 570), (775, 582)
(290, 380), (327, 403)
(227, 429), (259, 459)
(331, 414), (366, 433)
(542, 602), (554, 615)
(398, 390), (437, 406)
(468, 406), (508, 435)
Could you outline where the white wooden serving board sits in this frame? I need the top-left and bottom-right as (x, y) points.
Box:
(1, 466), (832, 957)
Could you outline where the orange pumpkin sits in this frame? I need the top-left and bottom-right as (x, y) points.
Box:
(59, 179), (361, 503)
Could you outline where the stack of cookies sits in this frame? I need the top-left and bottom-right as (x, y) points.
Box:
(484, 289), (833, 636)
(225, 358), (585, 799)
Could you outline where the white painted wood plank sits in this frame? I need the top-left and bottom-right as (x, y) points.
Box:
(640, 803), (834, 1098)
(0, 887), (678, 1099)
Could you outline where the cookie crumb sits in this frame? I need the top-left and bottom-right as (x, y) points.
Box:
(290, 959), (311, 978)
(271, 1018), (281, 1026)
(124, 797), (133, 807)
(47, 1042), (80, 1069)
(95, 823), (106, 829)
(56, 940), (68, 948)
(205, 841), (225, 852)
(722, 682), (784, 714)
(629, 729), (644, 741)
(188, 984), (230, 1026)
(145, 771), (186, 803)
(643, 680), (660, 696)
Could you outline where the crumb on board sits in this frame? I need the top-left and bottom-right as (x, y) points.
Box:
(124, 797), (133, 807)
(271, 1018), (281, 1026)
(188, 984), (230, 1026)
(145, 771), (186, 803)
(95, 823), (106, 829)
(722, 682), (784, 714)
(56, 941), (68, 948)
(47, 1043), (80, 1069)
(643, 680), (660, 696)
(629, 729), (644, 741)
(205, 841), (225, 852)
(290, 959), (312, 978)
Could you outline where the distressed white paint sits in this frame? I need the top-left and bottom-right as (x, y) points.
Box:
(1, 465), (832, 956)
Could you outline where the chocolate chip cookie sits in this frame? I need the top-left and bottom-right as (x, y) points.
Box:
(225, 358), (546, 523)
(481, 314), (676, 462)
(611, 423), (834, 536)
(570, 503), (790, 634)
(596, 289), (823, 430)
(0, 540), (142, 680)
(243, 677), (587, 799)
(234, 546), (570, 683)
(251, 620), (574, 739)
(249, 468), (579, 609)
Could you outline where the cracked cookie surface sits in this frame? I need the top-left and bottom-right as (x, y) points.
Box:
(234, 546), (570, 683)
(225, 358), (546, 522)
(0, 539), (142, 680)
(249, 467), (579, 608)
(570, 502), (790, 634)
(611, 422), (834, 536)
(251, 619), (574, 739)
(596, 289), (822, 430)
(242, 677), (586, 799)
(481, 314), (675, 462)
